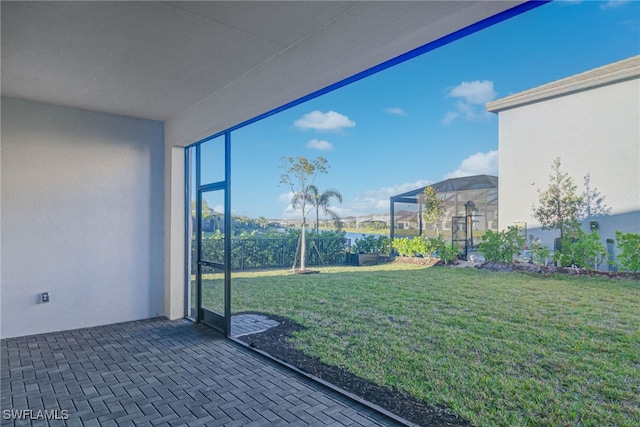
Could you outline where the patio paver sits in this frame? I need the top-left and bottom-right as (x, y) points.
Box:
(1, 318), (407, 426)
(230, 313), (281, 337)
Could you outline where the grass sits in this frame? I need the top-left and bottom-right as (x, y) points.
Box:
(201, 264), (640, 426)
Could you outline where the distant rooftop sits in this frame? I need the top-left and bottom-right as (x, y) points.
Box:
(486, 55), (640, 113)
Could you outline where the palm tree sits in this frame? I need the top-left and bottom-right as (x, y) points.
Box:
(307, 185), (343, 234)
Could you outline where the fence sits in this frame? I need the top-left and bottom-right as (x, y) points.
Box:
(195, 235), (352, 272)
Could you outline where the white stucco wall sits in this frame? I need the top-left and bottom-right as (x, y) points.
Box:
(1, 98), (165, 338)
(497, 77), (640, 255)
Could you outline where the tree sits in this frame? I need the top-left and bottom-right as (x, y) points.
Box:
(423, 186), (446, 236)
(279, 156), (329, 271)
(579, 173), (612, 219)
(308, 185), (343, 234)
(532, 157), (584, 239)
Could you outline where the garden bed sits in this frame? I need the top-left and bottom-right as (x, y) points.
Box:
(477, 261), (640, 280)
(392, 256), (444, 267)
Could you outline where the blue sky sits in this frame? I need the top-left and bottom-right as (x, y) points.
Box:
(208, 0), (640, 220)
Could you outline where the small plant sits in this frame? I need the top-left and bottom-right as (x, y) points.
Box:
(555, 229), (606, 270)
(391, 237), (434, 258)
(430, 235), (459, 265)
(478, 226), (525, 263)
(527, 236), (550, 265)
(532, 157), (584, 239)
(423, 186), (446, 235)
(615, 231), (640, 273)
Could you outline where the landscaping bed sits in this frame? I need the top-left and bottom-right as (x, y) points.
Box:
(477, 261), (640, 280)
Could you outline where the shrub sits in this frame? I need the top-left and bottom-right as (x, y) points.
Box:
(352, 235), (390, 255)
(555, 229), (605, 270)
(478, 226), (525, 263)
(391, 237), (434, 258)
(194, 229), (349, 271)
(430, 235), (459, 265)
(527, 236), (550, 265)
(615, 231), (640, 273)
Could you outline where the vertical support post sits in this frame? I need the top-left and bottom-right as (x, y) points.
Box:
(418, 197), (423, 237)
(390, 198), (395, 241)
(184, 148), (193, 318)
(224, 132), (232, 337)
(195, 145), (202, 324)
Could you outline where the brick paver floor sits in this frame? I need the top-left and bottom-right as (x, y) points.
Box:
(230, 314), (281, 338)
(1, 318), (408, 426)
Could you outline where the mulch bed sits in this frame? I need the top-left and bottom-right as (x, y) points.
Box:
(392, 256), (444, 267)
(293, 269), (320, 274)
(237, 313), (471, 427)
(392, 256), (639, 280)
(477, 261), (640, 280)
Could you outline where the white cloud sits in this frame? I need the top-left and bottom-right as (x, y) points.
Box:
(306, 139), (333, 151)
(443, 150), (498, 179)
(442, 80), (497, 125)
(448, 80), (497, 105)
(278, 180), (433, 218)
(294, 110), (356, 132)
(281, 204), (299, 220)
(601, 0), (630, 9)
(278, 192), (295, 203)
(343, 180), (432, 216)
(278, 192), (300, 219)
(442, 111), (459, 125)
(384, 107), (407, 116)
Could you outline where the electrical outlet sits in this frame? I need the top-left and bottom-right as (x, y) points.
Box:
(41, 292), (50, 303)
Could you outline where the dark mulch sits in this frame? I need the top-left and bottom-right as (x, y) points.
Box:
(392, 256), (445, 267)
(293, 269), (320, 274)
(478, 261), (640, 280)
(237, 313), (472, 427)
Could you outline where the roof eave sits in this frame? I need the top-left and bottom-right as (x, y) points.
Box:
(486, 56), (640, 114)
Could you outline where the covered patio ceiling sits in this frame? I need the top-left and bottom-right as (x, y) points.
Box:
(1, 1), (529, 145)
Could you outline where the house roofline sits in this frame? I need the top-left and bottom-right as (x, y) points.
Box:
(486, 55), (640, 113)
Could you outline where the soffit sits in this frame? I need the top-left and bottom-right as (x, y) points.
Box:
(1, 1), (525, 124)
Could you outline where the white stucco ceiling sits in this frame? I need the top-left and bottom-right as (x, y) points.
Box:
(1, 1), (527, 144)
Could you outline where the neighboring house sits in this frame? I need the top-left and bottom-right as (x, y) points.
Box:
(487, 55), (640, 268)
(340, 217), (358, 229)
(393, 210), (421, 231)
(353, 214), (391, 228)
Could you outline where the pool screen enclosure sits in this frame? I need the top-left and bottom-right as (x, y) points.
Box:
(389, 175), (499, 251)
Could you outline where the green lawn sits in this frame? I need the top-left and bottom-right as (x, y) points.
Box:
(202, 264), (640, 426)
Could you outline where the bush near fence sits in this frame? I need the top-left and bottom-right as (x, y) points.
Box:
(193, 230), (350, 272)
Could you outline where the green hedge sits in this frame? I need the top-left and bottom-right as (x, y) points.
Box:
(193, 230), (349, 272)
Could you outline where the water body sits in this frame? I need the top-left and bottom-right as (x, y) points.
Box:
(276, 228), (388, 243)
(342, 231), (388, 243)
